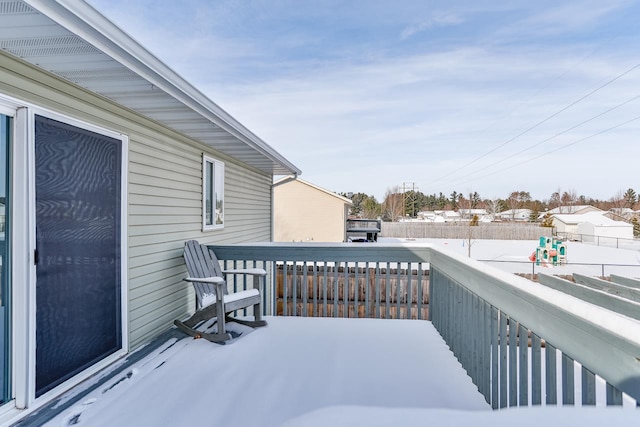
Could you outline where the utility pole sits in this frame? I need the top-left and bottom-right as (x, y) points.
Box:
(401, 182), (418, 218)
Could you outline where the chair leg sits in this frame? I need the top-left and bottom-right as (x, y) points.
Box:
(174, 319), (232, 343)
(216, 298), (226, 335)
(254, 302), (263, 323)
(225, 315), (267, 328)
(226, 303), (267, 328)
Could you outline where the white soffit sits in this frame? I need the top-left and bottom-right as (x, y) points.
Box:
(0, 0), (301, 176)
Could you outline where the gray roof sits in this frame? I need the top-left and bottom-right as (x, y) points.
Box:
(0, 0), (301, 176)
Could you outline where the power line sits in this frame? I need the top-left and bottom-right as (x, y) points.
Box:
(449, 113), (640, 186)
(429, 60), (640, 185)
(445, 93), (640, 185)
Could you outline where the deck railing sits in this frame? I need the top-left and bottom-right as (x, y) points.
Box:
(210, 242), (640, 409)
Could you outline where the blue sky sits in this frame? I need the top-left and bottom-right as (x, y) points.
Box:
(89, 0), (640, 202)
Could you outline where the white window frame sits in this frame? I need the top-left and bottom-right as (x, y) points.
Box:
(202, 155), (224, 231)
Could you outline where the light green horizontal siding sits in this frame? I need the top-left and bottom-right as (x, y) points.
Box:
(0, 52), (275, 350)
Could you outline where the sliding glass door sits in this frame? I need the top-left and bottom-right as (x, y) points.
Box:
(34, 115), (122, 397)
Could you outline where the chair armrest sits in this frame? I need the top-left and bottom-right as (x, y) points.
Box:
(222, 268), (267, 276)
(184, 276), (225, 284)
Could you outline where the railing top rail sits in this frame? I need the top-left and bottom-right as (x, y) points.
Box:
(209, 242), (432, 263)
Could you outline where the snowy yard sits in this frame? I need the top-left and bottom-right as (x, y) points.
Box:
(382, 238), (640, 277)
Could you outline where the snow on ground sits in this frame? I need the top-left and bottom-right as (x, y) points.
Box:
(381, 238), (640, 277)
(283, 405), (638, 427)
(44, 317), (489, 427)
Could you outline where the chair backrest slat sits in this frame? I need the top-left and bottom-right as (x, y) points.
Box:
(183, 240), (227, 308)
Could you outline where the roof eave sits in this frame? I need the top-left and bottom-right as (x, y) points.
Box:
(23, 0), (301, 176)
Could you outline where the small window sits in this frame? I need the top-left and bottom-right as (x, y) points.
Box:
(203, 155), (224, 230)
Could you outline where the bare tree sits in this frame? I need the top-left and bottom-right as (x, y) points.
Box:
(610, 189), (627, 211)
(485, 198), (502, 221)
(560, 189), (578, 209)
(548, 189), (562, 212)
(382, 186), (403, 221)
(464, 214), (479, 257)
(458, 194), (471, 219)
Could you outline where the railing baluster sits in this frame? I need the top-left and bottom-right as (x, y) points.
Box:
(509, 320), (518, 407)
(282, 262), (288, 316)
(375, 262), (381, 318)
(562, 353), (575, 405)
(333, 261), (339, 318)
(454, 279), (462, 358)
(343, 262), (349, 318)
(233, 260), (238, 294)
(499, 311), (508, 408)
(312, 261), (318, 317)
(293, 261), (298, 316)
(482, 300), (491, 404)
(472, 294), (479, 391)
(417, 263), (423, 320)
(365, 262), (370, 318)
(545, 343), (557, 405)
(385, 262), (390, 319)
(242, 260), (248, 316)
(582, 367), (596, 405)
(491, 306), (499, 409)
(354, 262), (359, 318)
(302, 261), (308, 317)
(407, 264), (412, 319)
(323, 262), (328, 317)
(396, 265), (401, 319)
(463, 288), (471, 373)
(519, 323), (528, 406)
(532, 333), (542, 405)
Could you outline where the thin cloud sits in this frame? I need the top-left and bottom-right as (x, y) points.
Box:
(400, 13), (465, 40)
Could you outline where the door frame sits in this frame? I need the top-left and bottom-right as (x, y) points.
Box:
(2, 94), (128, 411)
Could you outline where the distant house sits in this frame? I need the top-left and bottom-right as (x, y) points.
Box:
(552, 214), (584, 236)
(553, 212), (633, 241)
(607, 208), (638, 222)
(496, 209), (532, 221)
(544, 205), (601, 216)
(416, 211), (446, 222)
(438, 210), (462, 222)
(577, 212), (633, 242)
(458, 208), (487, 218)
(273, 176), (352, 242)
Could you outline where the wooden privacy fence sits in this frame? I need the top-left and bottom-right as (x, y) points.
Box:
(275, 263), (429, 319)
(382, 222), (552, 240)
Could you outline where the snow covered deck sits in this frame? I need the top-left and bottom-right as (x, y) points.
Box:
(31, 316), (639, 427)
(39, 317), (489, 426)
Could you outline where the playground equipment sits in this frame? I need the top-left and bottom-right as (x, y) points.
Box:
(529, 236), (567, 267)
